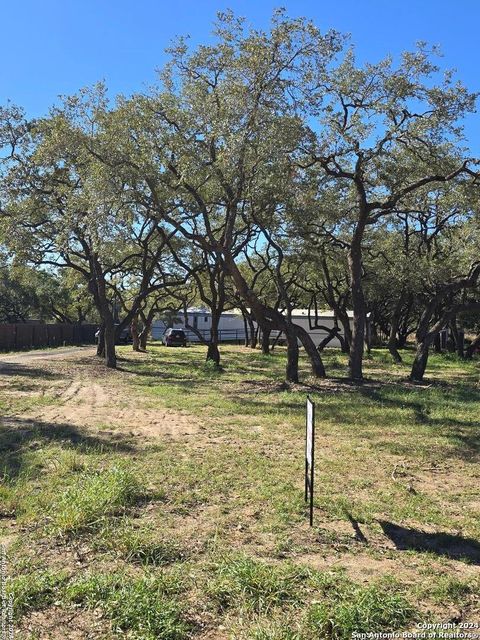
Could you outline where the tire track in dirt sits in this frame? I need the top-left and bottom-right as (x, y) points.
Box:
(2, 347), (204, 442)
(31, 377), (202, 440)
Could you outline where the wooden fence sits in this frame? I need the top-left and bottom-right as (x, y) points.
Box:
(0, 323), (97, 352)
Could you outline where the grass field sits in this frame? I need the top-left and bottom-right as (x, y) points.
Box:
(0, 344), (479, 639)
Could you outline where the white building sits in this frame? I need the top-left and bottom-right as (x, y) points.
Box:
(152, 307), (353, 347)
(275, 309), (354, 348)
(151, 308), (246, 342)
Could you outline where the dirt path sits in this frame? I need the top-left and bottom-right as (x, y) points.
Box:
(0, 346), (95, 365)
(0, 347), (202, 441)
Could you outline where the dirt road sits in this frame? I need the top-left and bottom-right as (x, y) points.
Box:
(0, 346), (201, 441)
(0, 346), (95, 366)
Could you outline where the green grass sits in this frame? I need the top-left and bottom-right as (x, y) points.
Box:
(64, 571), (189, 639)
(207, 556), (415, 639)
(96, 520), (187, 566)
(306, 575), (415, 639)
(208, 554), (308, 613)
(49, 463), (145, 536)
(7, 570), (69, 619)
(1, 343), (479, 636)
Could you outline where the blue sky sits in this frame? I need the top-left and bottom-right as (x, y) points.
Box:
(2, 1), (479, 150)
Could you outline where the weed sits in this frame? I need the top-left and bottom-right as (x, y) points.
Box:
(7, 570), (68, 618)
(208, 554), (308, 613)
(50, 464), (144, 536)
(65, 571), (189, 639)
(306, 576), (415, 639)
(97, 521), (186, 566)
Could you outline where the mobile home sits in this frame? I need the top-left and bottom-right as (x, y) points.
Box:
(152, 307), (353, 347)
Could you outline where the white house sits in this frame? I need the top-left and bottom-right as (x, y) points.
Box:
(152, 307), (354, 347)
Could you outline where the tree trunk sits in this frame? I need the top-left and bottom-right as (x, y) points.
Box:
(96, 324), (105, 357)
(139, 325), (149, 351)
(131, 316), (141, 352)
(261, 326), (271, 354)
(270, 330), (282, 351)
(365, 314), (372, 355)
(410, 339), (430, 382)
(139, 306), (155, 351)
(294, 324), (326, 377)
(206, 312), (221, 366)
(456, 331), (465, 358)
(450, 317), (465, 358)
(388, 303), (402, 363)
(317, 327), (340, 352)
(89, 256), (117, 369)
(206, 342), (220, 364)
(337, 332), (348, 353)
(104, 318), (117, 369)
(220, 250), (325, 382)
(446, 329), (456, 353)
(465, 333), (480, 359)
(254, 325), (260, 349)
(242, 313), (249, 347)
(397, 331), (408, 348)
(348, 240), (366, 381)
(285, 329), (299, 383)
(334, 311), (351, 353)
(248, 316), (256, 348)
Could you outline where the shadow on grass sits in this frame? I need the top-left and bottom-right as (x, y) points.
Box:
(0, 415), (135, 481)
(359, 386), (480, 460)
(0, 362), (63, 379)
(379, 520), (480, 565)
(346, 512), (369, 544)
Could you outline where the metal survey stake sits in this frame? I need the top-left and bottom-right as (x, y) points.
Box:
(305, 396), (315, 526)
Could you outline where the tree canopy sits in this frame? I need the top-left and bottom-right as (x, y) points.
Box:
(1, 10), (479, 381)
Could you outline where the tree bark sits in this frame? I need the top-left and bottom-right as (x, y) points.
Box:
(317, 326), (341, 352)
(131, 316), (141, 352)
(96, 323), (105, 357)
(206, 311), (221, 366)
(242, 313), (249, 347)
(88, 254), (118, 369)
(206, 342), (220, 364)
(139, 305), (156, 351)
(139, 324), (149, 351)
(104, 317), (117, 369)
(248, 315), (256, 348)
(410, 301), (480, 381)
(410, 339), (430, 382)
(337, 311), (352, 353)
(449, 317), (465, 358)
(348, 236), (366, 381)
(397, 332), (408, 349)
(285, 329), (299, 383)
(261, 325), (271, 354)
(294, 324), (326, 377)
(388, 300), (403, 363)
(465, 333), (480, 359)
